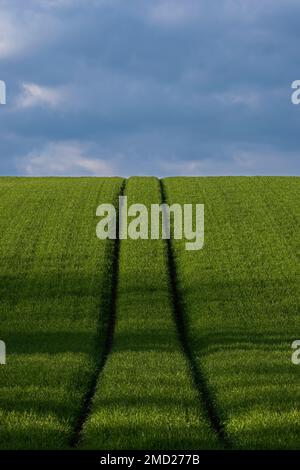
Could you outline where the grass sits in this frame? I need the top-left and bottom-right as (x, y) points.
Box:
(0, 177), (123, 449)
(0, 176), (299, 450)
(80, 177), (219, 450)
(163, 177), (300, 449)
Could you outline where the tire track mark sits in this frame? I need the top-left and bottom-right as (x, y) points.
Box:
(70, 179), (125, 447)
(159, 178), (229, 449)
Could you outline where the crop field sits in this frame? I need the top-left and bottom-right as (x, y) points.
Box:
(163, 177), (300, 449)
(0, 176), (299, 450)
(0, 177), (123, 449)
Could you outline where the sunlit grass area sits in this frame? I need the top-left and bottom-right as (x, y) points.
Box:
(164, 177), (300, 449)
(0, 176), (299, 449)
(81, 177), (219, 450)
(0, 177), (123, 449)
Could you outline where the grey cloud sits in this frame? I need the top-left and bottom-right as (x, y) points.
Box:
(0, 0), (300, 176)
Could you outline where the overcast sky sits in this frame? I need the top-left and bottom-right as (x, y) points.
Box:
(0, 0), (300, 176)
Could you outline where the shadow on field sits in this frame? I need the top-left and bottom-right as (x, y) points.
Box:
(0, 248), (114, 448)
(171, 274), (300, 449)
(1, 331), (98, 354)
(0, 270), (103, 303)
(1, 264), (299, 449)
(176, 276), (298, 310)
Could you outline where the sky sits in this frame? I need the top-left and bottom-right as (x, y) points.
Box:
(0, 0), (300, 177)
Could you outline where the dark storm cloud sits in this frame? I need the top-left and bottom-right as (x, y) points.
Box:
(0, 0), (300, 175)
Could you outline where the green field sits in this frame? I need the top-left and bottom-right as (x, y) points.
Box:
(0, 176), (299, 450)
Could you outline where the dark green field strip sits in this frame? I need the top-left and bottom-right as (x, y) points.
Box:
(164, 177), (300, 449)
(0, 177), (123, 449)
(80, 177), (219, 450)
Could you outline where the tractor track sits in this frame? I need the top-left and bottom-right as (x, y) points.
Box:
(70, 179), (125, 447)
(159, 178), (229, 449)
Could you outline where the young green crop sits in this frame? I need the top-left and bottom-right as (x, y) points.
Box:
(80, 177), (219, 450)
(163, 177), (300, 449)
(0, 177), (123, 449)
(1, 176), (299, 450)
